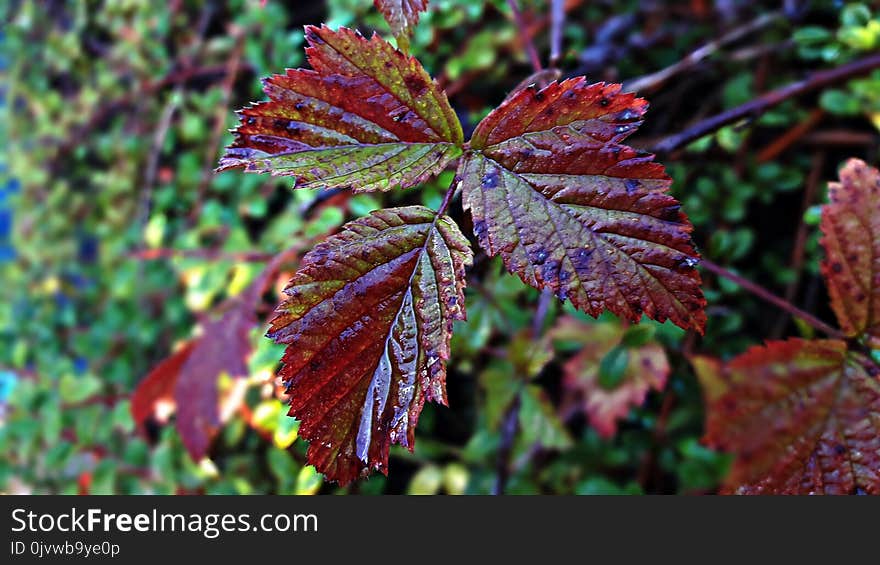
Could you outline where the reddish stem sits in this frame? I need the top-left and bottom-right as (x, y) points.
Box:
(506, 0), (543, 73)
(653, 52), (880, 154)
(700, 259), (845, 340)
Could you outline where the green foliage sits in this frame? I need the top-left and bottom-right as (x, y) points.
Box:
(3, 0), (878, 495)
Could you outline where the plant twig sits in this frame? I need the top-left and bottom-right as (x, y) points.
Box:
(652, 52), (880, 154)
(549, 0), (565, 68)
(130, 248), (275, 262)
(700, 258), (845, 339)
(192, 25), (246, 222)
(493, 393), (521, 495)
(494, 288), (554, 495)
(625, 11), (780, 93)
(506, 0), (543, 73)
(771, 151), (826, 338)
(757, 108), (825, 163)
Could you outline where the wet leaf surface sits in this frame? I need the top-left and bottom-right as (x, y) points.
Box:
(459, 79), (705, 331)
(695, 339), (880, 494)
(267, 206), (472, 484)
(219, 26), (462, 192)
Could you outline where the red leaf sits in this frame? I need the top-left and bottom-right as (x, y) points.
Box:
(131, 305), (254, 460)
(267, 206), (472, 484)
(695, 339), (880, 494)
(131, 341), (195, 431)
(374, 0), (428, 51)
(219, 26), (462, 192)
(174, 306), (254, 460)
(555, 317), (669, 438)
(820, 158), (880, 348)
(459, 79), (705, 331)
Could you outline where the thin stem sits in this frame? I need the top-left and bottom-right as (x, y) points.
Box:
(549, 0), (565, 68)
(495, 288), (554, 495)
(493, 393), (521, 495)
(771, 151), (825, 338)
(652, 52), (880, 154)
(700, 258), (845, 340)
(624, 11), (780, 93)
(507, 0), (543, 73)
(435, 178), (458, 217)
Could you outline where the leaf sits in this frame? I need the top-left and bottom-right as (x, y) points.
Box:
(267, 206), (472, 484)
(174, 305), (254, 460)
(597, 345), (629, 389)
(696, 339), (880, 494)
(820, 158), (880, 348)
(375, 0), (428, 52)
(219, 26), (462, 192)
(458, 79), (705, 331)
(131, 304), (254, 460)
(556, 317), (669, 438)
(519, 385), (573, 450)
(131, 341), (195, 431)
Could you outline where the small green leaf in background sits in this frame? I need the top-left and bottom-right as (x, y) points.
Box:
(598, 346), (630, 390)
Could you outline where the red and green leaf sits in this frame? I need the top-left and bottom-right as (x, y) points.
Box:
(267, 206), (472, 484)
(695, 339), (880, 495)
(458, 79), (705, 332)
(554, 317), (669, 438)
(219, 26), (462, 192)
(820, 158), (880, 348)
(374, 0), (428, 52)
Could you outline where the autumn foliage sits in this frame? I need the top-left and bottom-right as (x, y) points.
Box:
(210, 10), (706, 481)
(117, 1), (880, 493)
(694, 159), (880, 495)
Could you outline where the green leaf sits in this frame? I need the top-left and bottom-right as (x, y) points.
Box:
(295, 466), (324, 495)
(621, 324), (655, 348)
(598, 345), (629, 389)
(518, 385), (573, 450)
(407, 464), (443, 494)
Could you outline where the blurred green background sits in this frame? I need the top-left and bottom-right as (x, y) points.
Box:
(1, 0), (878, 494)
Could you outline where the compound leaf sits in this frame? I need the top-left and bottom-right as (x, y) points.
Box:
(696, 339), (880, 494)
(267, 206), (472, 484)
(459, 79), (705, 331)
(821, 158), (880, 348)
(375, 0), (429, 52)
(219, 25), (462, 192)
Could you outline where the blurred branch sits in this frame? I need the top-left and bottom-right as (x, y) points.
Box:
(625, 11), (781, 93)
(192, 25), (247, 222)
(549, 0), (565, 68)
(699, 258), (845, 340)
(494, 288), (554, 495)
(130, 248), (275, 262)
(493, 394), (521, 495)
(506, 0), (543, 72)
(52, 62), (253, 162)
(756, 108), (825, 162)
(653, 52), (880, 155)
(771, 151), (825, 338)
(803, 129), (879, 147)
